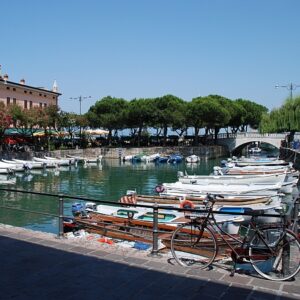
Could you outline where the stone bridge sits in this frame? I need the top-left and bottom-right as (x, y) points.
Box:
(214, 132), (286, 153)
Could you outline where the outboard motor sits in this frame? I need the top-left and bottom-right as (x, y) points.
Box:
(71, 203), (87, 217)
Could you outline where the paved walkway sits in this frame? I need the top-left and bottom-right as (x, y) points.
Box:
(0, 225), (299, 300)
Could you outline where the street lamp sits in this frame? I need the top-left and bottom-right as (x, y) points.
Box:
(69, 96), (91, 148)
(275, 83), (300, 100)
(69, 95), (91, 115)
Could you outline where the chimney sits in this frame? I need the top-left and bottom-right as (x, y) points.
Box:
(20, 79), (25, 85)
(3, 74), (8, 81)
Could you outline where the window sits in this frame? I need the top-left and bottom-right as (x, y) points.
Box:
(13, 98), (16, 105)
(13, 88), (16, 91)
(39, 102), (43, 108)
(24, 90), (27, 94)
(6, 97), (10, 105)
(29, 91), (32, 94)
(24, 100), (28, 109)
(29, 101), (33, 108)
(44, 103), (47, 108)
(6, 86), (10, 90)
(39, 93), (42, 96)
(44, 94), (47, 97)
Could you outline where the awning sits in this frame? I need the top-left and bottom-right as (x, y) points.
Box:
(83, 129), (109, 135)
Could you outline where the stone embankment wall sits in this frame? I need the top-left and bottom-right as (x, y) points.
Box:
(45, 145), (228, 160)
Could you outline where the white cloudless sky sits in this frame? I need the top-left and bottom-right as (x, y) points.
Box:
(1, 0), (300, 114)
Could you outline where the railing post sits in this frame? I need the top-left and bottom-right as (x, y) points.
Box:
(149, 203), (161, 257)
(57, 194), (64, 239)
(292, 198), (300, 235)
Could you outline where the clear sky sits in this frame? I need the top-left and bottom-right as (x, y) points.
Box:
(1, 0), (300, 114)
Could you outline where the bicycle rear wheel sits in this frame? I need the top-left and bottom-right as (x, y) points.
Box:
(170, 222), (218, 269)
(249, 228), (300, 281)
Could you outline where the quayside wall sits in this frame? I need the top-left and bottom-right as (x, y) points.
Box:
(49, 145), (228, 160)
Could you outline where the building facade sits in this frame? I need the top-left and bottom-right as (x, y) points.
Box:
(0, 72), (61, 109)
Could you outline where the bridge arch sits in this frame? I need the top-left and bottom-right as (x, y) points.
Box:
(215, 133), (286, 154)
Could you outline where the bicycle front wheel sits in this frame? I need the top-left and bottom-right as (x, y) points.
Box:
(170, 222), (218, 269)
(249, 228), (300, 281)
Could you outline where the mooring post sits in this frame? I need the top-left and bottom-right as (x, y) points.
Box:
(57, 194), (64, 239)
(149, 203), (161, 257)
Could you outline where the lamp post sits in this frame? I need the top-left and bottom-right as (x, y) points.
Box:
(69, 95), (91, 115)
(69, 96), (91, 148)
(275, 83), (300, 100)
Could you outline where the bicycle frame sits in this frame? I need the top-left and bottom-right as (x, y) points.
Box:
(191, 199), (285, 265)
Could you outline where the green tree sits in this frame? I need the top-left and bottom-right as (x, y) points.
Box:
(151, 95), (185, 146)
(87, 96), (128, 145)
(186, 99), (205, 145)
(0, 102), (12, 145)
(126, 98), (155, 146)
(236, 99), (268, 131)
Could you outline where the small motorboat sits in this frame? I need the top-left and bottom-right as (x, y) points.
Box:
(185, 155), (200, 163)
(168, 154), (183, 164)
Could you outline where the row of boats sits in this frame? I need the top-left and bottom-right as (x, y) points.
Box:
(69, 155), (299, 246)
(123, 153), (202, 164)
(0, 155), (102, 177)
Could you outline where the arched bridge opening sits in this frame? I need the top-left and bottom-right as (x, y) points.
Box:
(232, 141), (280, 156)
(215, 133), (285, 154)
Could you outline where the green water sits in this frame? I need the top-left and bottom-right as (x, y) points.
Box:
(0, 158), (220, 234)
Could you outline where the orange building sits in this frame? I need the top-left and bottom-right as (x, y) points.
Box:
(0, 69), (61, 109)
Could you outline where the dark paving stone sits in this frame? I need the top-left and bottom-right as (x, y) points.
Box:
(68, 246), (91, 254)
(123, 256), (148, 265)
(250, 278), (285, 291)
(221, 283), (253, 300)
(250, 288), (282, 300)
(187, 268), (224, 280)
(282, 284), (300, 295)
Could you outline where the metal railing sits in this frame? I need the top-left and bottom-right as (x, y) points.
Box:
(0, 188), (298, 257)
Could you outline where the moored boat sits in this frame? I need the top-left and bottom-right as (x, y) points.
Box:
(185, 155), (200, 163)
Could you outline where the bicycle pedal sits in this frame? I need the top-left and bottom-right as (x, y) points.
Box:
(230, 269), (235, 277)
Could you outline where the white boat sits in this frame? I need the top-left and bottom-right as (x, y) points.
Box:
(185, 155), (200, 163)
(80, 202), (244, 235)
(33, 157), (64, 167)
(160, 181), (282, 196)
(12, 159), (47, 169)
(140, 153), (160, 162)
(0, 161), (24, 173)
(178, 170), (287, 185)
(44, 156), (75, 165)
(248, 146), (262, 154)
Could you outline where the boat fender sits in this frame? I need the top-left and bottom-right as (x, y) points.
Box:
(155, 185), (164, 193)
(179, 200), (195, 210)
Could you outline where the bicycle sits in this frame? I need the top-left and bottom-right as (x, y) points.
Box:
(170, 194), (300, 281)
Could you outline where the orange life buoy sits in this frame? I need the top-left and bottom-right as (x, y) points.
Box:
(179, 200), (195, 210)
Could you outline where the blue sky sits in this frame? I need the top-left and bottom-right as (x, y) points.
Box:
(1, 0), (300, 114)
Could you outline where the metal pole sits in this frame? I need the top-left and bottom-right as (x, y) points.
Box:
(149, 203), (161, 257)
(57, 194), (64, 239)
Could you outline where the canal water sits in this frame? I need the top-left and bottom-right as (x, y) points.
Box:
(0, 154), (298, 235)
(0, 158), (221, 234)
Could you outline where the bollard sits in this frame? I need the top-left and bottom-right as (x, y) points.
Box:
(57, 194), (64, 239)
(149, 203), (162, 257)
